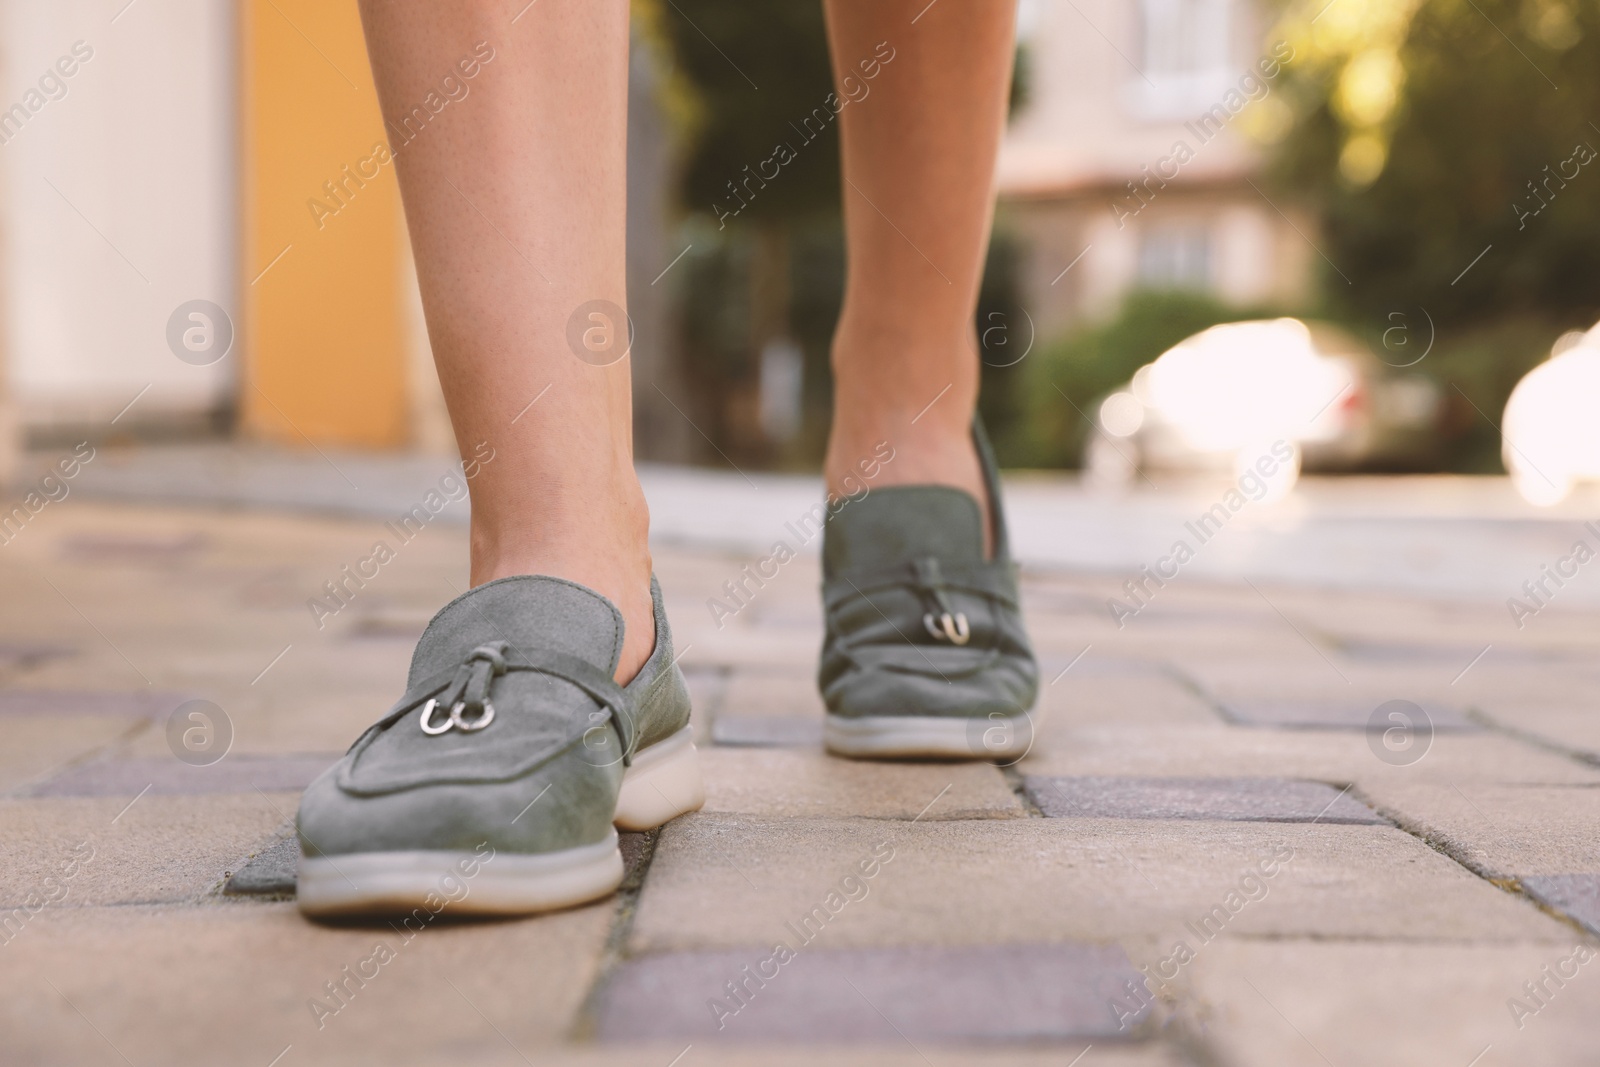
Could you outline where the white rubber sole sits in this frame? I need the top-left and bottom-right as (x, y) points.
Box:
(297, 725), (705, 918)
(823, 710), (1037, 760)
(613, 724), (708, 831)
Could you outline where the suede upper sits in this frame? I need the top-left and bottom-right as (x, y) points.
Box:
(818, 421), (1038, 722)
(297, 574), (690, 858)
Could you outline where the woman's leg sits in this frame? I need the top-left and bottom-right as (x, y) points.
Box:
(820, 0), (1017, 547)
(357, 0), (653, 681)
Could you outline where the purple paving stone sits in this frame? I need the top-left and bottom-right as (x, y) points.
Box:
(1520, 875), (1600, 937)
(26, 754), (338, 797)
(1025, 776), (1383, 825)
(711, 714), (824, 748)
(0, 690), (186, 718)
(223, 829), (298, 897)
(1219, 698), (1477, 732)
(597, 942), (1149, 1043)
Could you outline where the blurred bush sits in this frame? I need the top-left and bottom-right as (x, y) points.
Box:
(991, 289), (1280, 469)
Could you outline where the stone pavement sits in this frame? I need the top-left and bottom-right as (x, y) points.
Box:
(1, 491), (1598, 1066)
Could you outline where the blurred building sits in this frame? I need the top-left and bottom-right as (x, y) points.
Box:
(0, 0), (685, 466)
(1000, 0), (1313, 338)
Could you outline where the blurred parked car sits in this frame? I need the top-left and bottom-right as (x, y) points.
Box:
(1502, 323), (1600, 506)
(1086, 318), (1443, 495)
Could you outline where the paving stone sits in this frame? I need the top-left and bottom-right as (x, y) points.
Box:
(1018, 724), (1600, 787)
(708, 667), (826, 746)
(1038, 671), (1221, 729)
(1025, 776), (1383, 824)
(0, 794), (290, 907)
(596, 943), (1149, 1043)
(700, 748), (1022, 820)
(0, 901), (612, 1066)
(719, 667), (826, 719)
(1359, 781), (1600, 879)
(630, 814), (1566, 954)
(711, 715), (824, 747)
(1219, 696), (1478, 731)
(1520, 875), (1600, 937)
(25, 753), (339, 797)
(1186, 940), (1600, 1067)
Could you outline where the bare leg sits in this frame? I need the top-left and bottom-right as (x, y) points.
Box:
(820, 0), (1017, 550)
(357, 1), (653, 681)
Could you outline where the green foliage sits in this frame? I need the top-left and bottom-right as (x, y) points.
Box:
(1270, 0), (1600, 327)
(994, 290), (1281, 468)
(1263, 0), (1600, 470)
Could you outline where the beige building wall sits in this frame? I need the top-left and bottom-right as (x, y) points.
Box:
(0, 0), (237, 439)
(1001, 0), (1311, 339)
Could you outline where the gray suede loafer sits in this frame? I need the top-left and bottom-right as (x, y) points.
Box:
(819, 419), (1039, 759)
(296, 574), (704, 918)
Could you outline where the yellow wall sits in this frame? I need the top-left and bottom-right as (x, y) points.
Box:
(241, 0), (409, 448)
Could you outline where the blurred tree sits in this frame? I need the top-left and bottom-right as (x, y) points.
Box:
(657, 0), (1029, 467)
(662, 0), (840, 223)
(1269, 0), (1600, 323)
(1265, 0), (1600, 468)
(655, 0), (839, 462)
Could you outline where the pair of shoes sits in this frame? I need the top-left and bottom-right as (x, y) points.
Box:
(296, 419), (1036, 918)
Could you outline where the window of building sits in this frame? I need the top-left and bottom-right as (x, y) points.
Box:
(1137, 223), (1213, 290)
(1131, 0), (1235, 119)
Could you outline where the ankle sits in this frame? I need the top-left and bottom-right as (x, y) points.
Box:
(468, 480), (657, 684)
(825, 402), (991, 558)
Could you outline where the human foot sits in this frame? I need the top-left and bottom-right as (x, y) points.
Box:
(295, 575), (704, 918)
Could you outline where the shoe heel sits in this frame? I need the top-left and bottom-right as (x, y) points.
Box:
(614, 725), (706, 831)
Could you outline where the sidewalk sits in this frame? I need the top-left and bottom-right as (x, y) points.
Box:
(1, 472), (1597, 1064)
